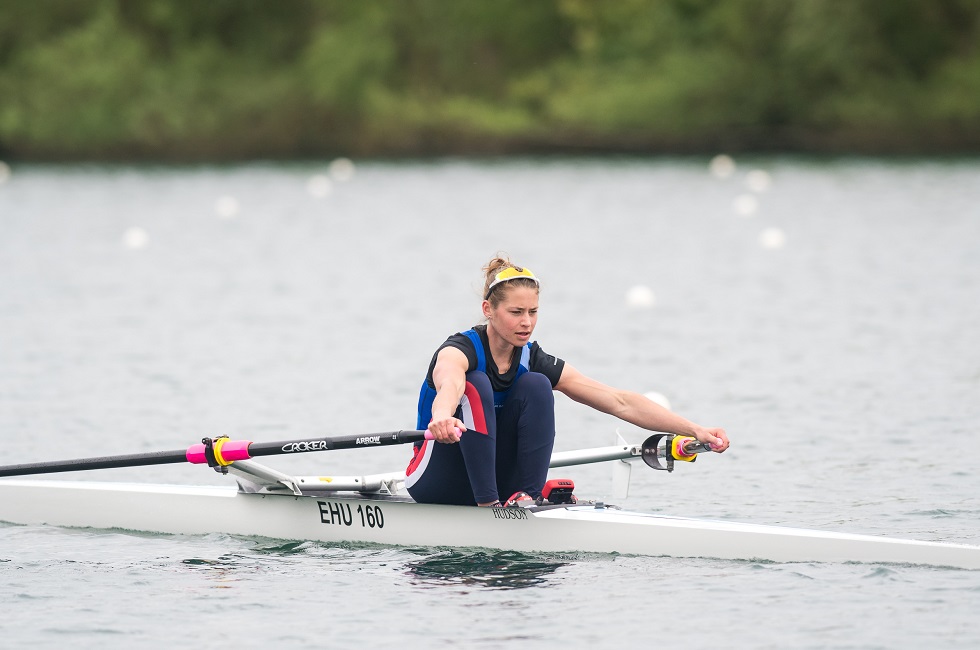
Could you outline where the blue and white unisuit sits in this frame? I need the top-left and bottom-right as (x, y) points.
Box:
(406, 325), (565, 505)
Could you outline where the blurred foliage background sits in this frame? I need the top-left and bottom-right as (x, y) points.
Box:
(1, 0), (979, 161)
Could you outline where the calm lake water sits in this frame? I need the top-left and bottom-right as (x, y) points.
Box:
(1, 157), (979, 648)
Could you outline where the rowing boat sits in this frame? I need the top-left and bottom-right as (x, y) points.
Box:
(1, 433), (978, 569)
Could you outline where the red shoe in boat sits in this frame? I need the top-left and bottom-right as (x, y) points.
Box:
(503, 491), (537, 507)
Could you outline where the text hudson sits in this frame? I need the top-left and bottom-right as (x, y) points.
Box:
(492, 508), (528, 520)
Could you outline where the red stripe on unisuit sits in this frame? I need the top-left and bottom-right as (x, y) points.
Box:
(405, 440), (428, 476)
(463, 380), (489, 435)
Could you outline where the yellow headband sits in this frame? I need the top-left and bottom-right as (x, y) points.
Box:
(485, 266), (539, 299)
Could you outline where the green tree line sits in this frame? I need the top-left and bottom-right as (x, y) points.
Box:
(2, 0), (979, 161)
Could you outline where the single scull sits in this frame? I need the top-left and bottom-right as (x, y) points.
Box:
(0, 432), (978, 569)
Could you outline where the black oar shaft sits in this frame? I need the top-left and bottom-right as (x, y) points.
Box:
(0, 449), (189, 477)
(0, 430), (430, 478)
(245, 430), (427, 458)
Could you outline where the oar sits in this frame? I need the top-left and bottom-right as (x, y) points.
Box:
(0, 430), (432, 478)
(0, 430), (711, 479)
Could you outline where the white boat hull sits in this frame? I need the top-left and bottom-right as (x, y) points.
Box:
(2, 478), (979, 569)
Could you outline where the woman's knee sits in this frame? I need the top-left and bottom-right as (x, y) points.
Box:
(465, 371), (492, 395)
(514, 372), (554, 404)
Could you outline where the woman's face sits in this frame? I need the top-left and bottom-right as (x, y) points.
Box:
(483, 286), (539, 348)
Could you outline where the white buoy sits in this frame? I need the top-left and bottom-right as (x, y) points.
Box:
(307, 174), (333, 198)
(0, 161), (10, 185)
(122, 227), (149, 250)
(733, 194), (759, 217)
(625, 285), (656, 308)
(644, 391), (672, 411)
(746, 169), (771, 193)
(329, 158), (356, 182)
(709, 155), (736, 179)
(214, 195), (240, 219)
(759, 227), (786, 249)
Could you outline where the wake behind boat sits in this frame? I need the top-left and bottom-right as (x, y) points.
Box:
(0, 432), (978, 569)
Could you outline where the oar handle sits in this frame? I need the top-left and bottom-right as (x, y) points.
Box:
(677, 439), (714, 456)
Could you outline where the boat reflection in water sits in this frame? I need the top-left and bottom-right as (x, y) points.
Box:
(405, 549), (570, 590)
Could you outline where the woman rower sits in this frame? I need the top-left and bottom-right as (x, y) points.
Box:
(405, 255), (729, 507)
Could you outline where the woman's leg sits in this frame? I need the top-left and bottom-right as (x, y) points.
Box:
(405, 372), (498, 505)
(495, 372), (556, 501)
